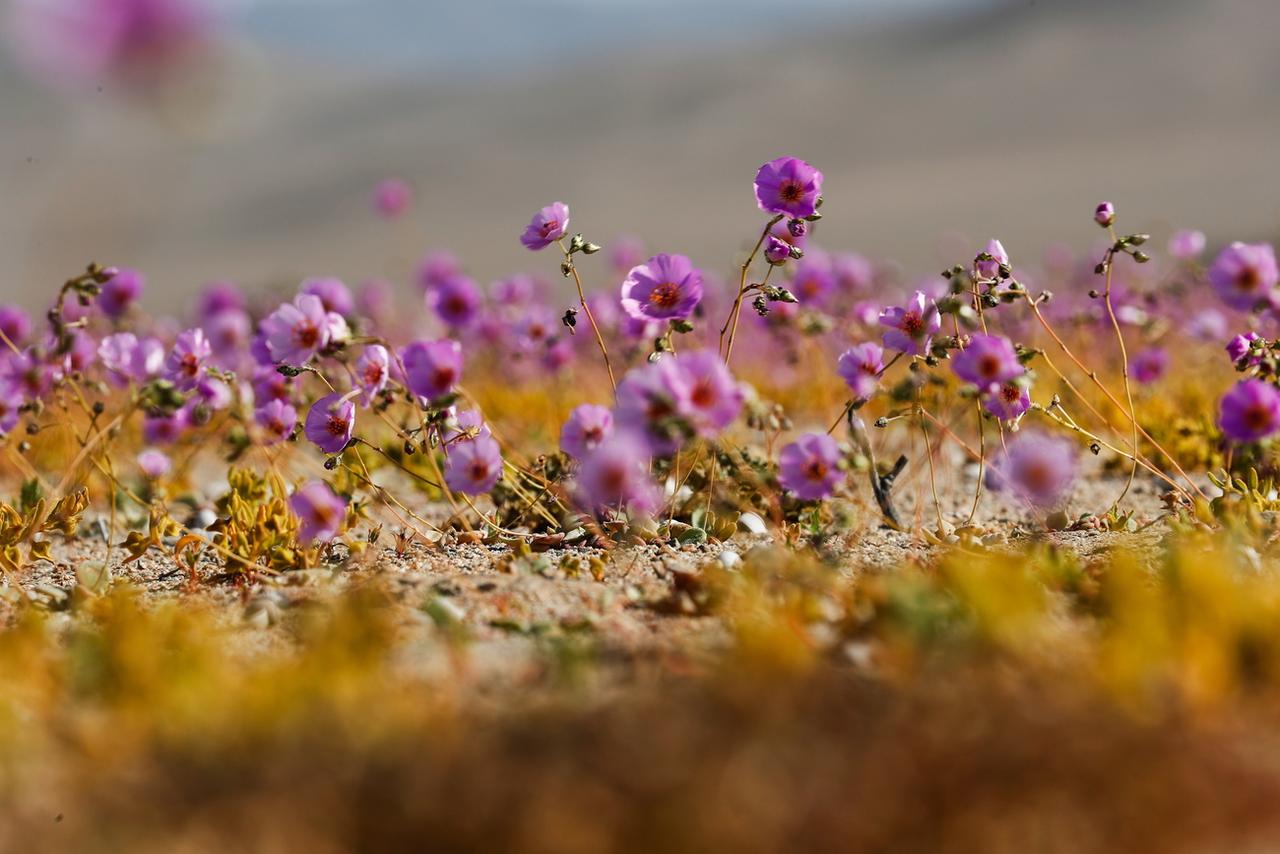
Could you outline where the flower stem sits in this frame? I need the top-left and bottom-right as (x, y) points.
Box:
(558, 240), (616, 390)
(720, 215), (783, 365)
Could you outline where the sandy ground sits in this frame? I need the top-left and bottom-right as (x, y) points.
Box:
(2, 467), (1174, 689)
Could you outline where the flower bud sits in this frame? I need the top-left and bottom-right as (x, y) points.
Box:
(1094, 201), (1115, 227)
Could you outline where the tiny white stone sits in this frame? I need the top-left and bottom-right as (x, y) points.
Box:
(718, 550), (742, 570)
(738, 512), (767, 534)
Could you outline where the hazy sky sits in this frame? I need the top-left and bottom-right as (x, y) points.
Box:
(235, 0), (986, 73)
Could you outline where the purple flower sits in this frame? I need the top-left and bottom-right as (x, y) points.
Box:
(614, 359), (690, 456)
(677, 350), (743, 437)
(354, 345), (389, 406)
(490, 274), (537, 308)
(416, 251), (461, 292)
(1219, 379), (1280, 443)
(520, 201), (570, 251)
(195, 280), (245, 317)
(203, 309), (251, 362)
(1209, 242), (1278, 311)
(429, 275), (482, 328)
(143, 410), (188, 445)
(137, 449), (171, 479)
(1226, 332), (1262, 366)
(764, 235), (793, 265)
(165, 328), (210, 391)
(98, 267), (143, 317)
(261, 294), (331, 367)
(299, 277), (354, 317)
(193, 377), (232, 411)
(1094, 201), (1115, 228)
(251, 364), (290, 404)
(401, 339), (462, 403)
(754, 157), (824, 219)
(982, 381), (1031, 421)
(372, 178), (412, 219)
(304, 392), (356, 455)
(440, 408), (491, 445)
(0, 382), (23, 435)
(357, 279), (394, 320)
(778, 433), (843, 501)
(837, 342), (884, 401)
(790, 259), (836, 307)
(2, 349), (50, 400)
(832, 253), (873, 294)
(255, 398), (297, 445)
(575, 432), (661, 517)
(1184, 309), (1227, 342)
(609, 236), (645, 273)
(878, 291), (941, 356)
(975, 239), (1009, 279)
(290, 481), (347, 545)
(560, 403), (614, 460)
(444, 435), (503, 495)
(987, 433), (1077, 509)
(1168, 230), (1206, 260)
(0, 305), (31, 346)
(99, 332), (139, 382)
(620, 253), (704, 322)
(952, 334), (1023, 389)
(1131, 347), (1168, 384)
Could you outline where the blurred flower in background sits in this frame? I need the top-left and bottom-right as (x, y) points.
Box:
(5, 0), (217, 90)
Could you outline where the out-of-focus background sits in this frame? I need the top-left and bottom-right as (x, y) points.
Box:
(2, 0), (1278, 312)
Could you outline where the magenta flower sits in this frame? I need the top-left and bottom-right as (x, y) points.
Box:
(261, 294), (331, 367)
(357, 279), (394, 320)
(440, 408), (491, 445)
(790, 259), (836, 307)
(878, 291), (941, 356)
(1219, 379), (1280, 443)
(354, 345), (389, 406)
(299, 277), (354, 317)
(1168, 229), (1206, 260)
(520, 201), (570, 251)
(754, 157), (824, 219)
(837, 342), (884, 401)
(676, 350), (743, 437)
(832, 253), (873, 294)
(401, 339), (462, 403)
(575, 432), (661, 517)
(1209, 242), (1278, 311)
(254, 398), (297, 445)
(560, 403), (614, 460)
(372, 178), (412, 219)
(490, 274), (537, 308)
(1130, 347), (1168, 384)
(0, 382), (23, 435)
(143, 409), (188, 445)
(614, 359), (690, 456)
(952, 334), (1023, 389)
(99, 332), (139, 382)
(290, 481), (347, 545)
(975, 239), (1009, 279)
(416, 251), (461, 292)
(1094, 201), (1115, 227)
(764, 236), (793, 265)
(429, 275), (482, 328)
(982, 381), (1031, 421)
(165, 328), (210, 391)
(444, 436), (503, 495)
(987, 433), (1077, 509)
(609, 236), (645, 273)
(137, 449), (171, 480)
(98, 267), (144, 317)
(778, 433), (843, 501)
(620, 253), (704, 322)
(304, 392), (356, 455)
(195, 280), (245, 317)
(0, 305), (31, 346)
(7, 0), (213, 86)
(1226, 332), (1262, 366)
(203, 310), (250, 363)
(193, 377), (232, 411)
(2, 349), (50, 400)
(251, 365), (290, 404)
